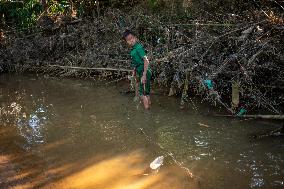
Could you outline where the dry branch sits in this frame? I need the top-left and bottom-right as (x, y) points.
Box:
(48, 65), (132, 73)
(215, 114), (284, 120)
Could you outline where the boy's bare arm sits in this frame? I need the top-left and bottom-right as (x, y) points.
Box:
(141, 57), (149, 84)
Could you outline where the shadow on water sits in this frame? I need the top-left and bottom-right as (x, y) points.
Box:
(0, 74), (284, 189)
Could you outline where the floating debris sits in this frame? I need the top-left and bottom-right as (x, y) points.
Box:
(203, 79), (213, 90)
(198, 122), (210, 128)
(150, 156), (164, 170)
(237, 107), (247, 116)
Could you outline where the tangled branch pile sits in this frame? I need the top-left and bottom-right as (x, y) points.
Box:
(0, 1), (283, 114)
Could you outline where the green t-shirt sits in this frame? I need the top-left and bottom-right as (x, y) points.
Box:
(130, 42), (146, 75)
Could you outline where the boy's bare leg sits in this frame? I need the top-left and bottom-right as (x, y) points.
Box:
(147, 95), (151, 106)
(141, 95), (150, 109)
(133, 80), (139, 102)
(135, 80), (139, 97)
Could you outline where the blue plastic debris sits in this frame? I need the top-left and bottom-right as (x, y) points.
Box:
(236, 108), (247, 116)
(203, 79), (213, 90)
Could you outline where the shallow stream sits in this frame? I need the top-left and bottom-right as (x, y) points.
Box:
(0, 74), (283, 189)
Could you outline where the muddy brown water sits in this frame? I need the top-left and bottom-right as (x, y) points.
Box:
(0, 74), (283, 189)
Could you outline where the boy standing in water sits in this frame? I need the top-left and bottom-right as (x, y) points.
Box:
(123, 30), (151, 109)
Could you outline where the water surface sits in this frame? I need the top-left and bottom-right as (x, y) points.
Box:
(0, 74), (283, 189)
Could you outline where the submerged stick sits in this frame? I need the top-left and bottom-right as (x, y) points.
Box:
(198, 123), (210, 128)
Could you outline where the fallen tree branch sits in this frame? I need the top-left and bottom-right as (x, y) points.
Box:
(214, 114), (284, 120)
(48, 65), (132, 73)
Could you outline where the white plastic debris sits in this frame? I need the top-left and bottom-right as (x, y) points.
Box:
(150, 156), (164, 170)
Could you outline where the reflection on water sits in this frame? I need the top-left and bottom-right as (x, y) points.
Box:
(249, 160), (264, 188)
(0, 74), (283, 189)
(17, 105), (50, 147)
(0, 80), (52, 149)
(193, 134), (209, 147)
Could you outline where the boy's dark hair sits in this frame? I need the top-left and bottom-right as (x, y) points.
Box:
(123, 30), (135, 39)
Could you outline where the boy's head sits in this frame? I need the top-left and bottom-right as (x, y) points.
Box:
(123, 30), (136, 47)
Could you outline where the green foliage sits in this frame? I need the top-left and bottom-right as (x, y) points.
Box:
(0, 0), (70, 29)
(15, 0), (42, 28)
(146, 0), (166, 12)
(48, 0), (69, 15)
(0, 0), (171, 29)
(148, 0), (158, 9)
(0, 0), (42, 28)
